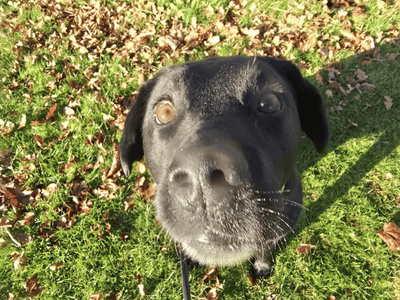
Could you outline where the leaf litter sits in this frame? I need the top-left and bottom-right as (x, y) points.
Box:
(1, 0), (400, 297)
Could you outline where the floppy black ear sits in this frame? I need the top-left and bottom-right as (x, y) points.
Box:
(120, 79), (155, 176)
(263, 58), (329, 153)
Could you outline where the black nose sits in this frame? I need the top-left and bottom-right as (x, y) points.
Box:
(167, 145), (248, 207)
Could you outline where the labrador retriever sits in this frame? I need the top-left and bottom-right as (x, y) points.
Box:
(120, 56), (328, 298)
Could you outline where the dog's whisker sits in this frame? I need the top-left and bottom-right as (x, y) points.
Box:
(254, 189), (290, 195)
(282, 198), (307, 210)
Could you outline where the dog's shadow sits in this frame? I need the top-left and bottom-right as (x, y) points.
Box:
(296, 42), (400, 232)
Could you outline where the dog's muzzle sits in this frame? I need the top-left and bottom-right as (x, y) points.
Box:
(166, 143), (250, 208)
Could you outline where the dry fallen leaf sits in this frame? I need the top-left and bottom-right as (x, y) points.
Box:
(325, 90), (333, 98)
(386, 53), (400, 60)
(355, 69), (368, 81)
(138, 283), (145, 296)
(296, 244), (317, 254)
(206, 287), (218, 300)
(107, 142), (121, 178)
(316, 71), (323, 85)
(378, 222), (400, 252)
(0, 216), (15, 228)
(15, 212), (35, 227)
(349, 119), (358, 127)
(34, 135), (45, 147)
(136, 161), (146, 174)
(24, 273), (44, 297)
(17, 114), (26, 130)
(373, 46), (381, 59)
(89, 292), (102, 300)
(49, 263), (63, 271)
(354, 95), (360, 101)
(384, 96), (393, 110)
(63, 106), (75, 116)
(345, 75), (356, 84)
(46, 104), (57, 120)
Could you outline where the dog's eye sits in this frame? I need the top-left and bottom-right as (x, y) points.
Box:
(155, 101), (176, 124)
(258, 94), (281, 113)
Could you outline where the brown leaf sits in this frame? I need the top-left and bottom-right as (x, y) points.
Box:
(136, 162), (146, 174)
(349, 119), (358, 127)
(325, 90), (333, 98)
(49, 263), (63, 271)
(247, 272), (257, 286)
(25, 274), (38, 291)
(16, 233), (32, 244)
(386, 53), (400, 60)
(296, 244), (317, 254)
(384, 96), (393, 110)
(378, 222), (400, 252)
(354, 95), (360, 101)
(34, 135), (45, 147)
(355, 69), (368, 81)
(337, 9), (348, 20)
(301, 32), (318, 52)
(206, 287), (218, 300)
(17, 114), (26, 130)
(46, 104), (57, 120)
(0, 148), (12, 159)
(15, 212), (35, 227)
(158, 35), (181, 51)
(345, 75), (356, 84)
(373, 46), (381, 59)
(241, 27), (260, 39)
(46, 80), (56, 90)
(316, 71), (323, 85)
(201, 267), (217, 284)
(0, 216), (15, 228)
(359, 83), (375, 92)
(341, 29), (355, 40)
(4, 188), (20, 211)
(31, 119), (46, 126)
(89, 293), (102, 300)
(107, 142), (121, 178)
(106, 291), (122, 300)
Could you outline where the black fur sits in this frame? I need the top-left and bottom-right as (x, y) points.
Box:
(120, 56), (328, 283)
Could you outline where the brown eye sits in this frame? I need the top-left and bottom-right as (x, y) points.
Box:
(155, 101), (176, 124)
(258, 94), (281, 113)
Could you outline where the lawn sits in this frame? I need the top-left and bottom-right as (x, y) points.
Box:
(0, 0), (400, 299)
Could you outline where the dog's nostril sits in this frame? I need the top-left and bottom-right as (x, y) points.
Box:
(209, 170), (228, 186)
(171, 172), (191, 187)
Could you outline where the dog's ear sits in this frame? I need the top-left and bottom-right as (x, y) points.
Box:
(262, 58), (329, 153)
(120, 79), (155, 176)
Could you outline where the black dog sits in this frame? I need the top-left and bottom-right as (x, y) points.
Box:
(120, 56), (328, 297)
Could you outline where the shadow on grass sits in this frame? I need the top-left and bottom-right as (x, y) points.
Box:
(298, 129), (399, 230)
(296, 42), (400, 232)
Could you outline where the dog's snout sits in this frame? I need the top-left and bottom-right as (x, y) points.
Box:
(167, 144), (248, 207)
(208, 169), (241, 187)
(169, 171), (195, 205)
(209, 169), (227, 186)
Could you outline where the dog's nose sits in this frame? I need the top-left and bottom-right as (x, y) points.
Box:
(168, 145), (248, 207)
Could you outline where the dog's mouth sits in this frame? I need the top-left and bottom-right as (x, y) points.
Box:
(179, 228), (258, 266)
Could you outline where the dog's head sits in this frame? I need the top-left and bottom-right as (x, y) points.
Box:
(120, 56), (328, 266)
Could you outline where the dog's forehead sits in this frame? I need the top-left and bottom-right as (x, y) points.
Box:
(150, 58), (287, 112)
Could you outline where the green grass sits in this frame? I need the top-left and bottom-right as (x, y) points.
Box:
(1, 0), (400, 299)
